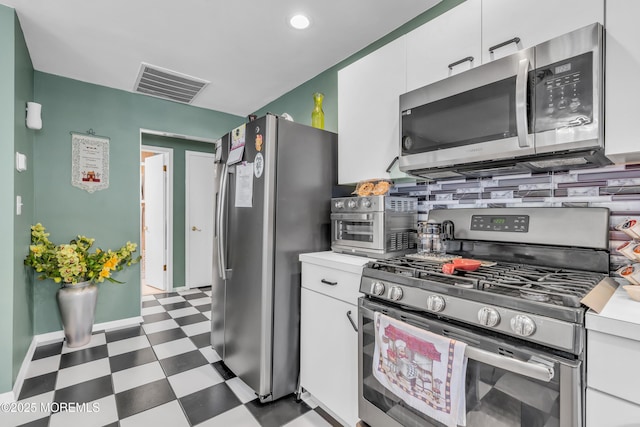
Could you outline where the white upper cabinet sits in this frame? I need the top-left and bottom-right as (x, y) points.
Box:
(604, 0), (640, 164)
(406, 0), (482, 92)
(338, 37), (407, 184)
(481, 0), (604, 62)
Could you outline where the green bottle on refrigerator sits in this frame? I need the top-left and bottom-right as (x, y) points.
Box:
(311, 92), (325, 129)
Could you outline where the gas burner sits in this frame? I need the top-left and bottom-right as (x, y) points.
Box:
(520, 287), (551, 302)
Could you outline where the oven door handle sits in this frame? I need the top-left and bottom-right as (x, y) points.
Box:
(330, 213), (373, 221)
(465, 346), (554, 382)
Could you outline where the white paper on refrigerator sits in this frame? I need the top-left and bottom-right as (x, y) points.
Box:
(235, 162), (254, 207)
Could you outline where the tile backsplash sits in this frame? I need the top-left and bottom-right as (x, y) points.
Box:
(390, 163), (640, 274)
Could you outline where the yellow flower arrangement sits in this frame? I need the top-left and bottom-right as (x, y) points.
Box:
(25, 223), (141, 285)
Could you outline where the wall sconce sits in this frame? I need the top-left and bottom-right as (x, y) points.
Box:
(26, 102), (42, 130)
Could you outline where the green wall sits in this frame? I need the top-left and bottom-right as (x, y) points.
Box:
(32, 72), (243, 334)
(141, 135), (215, 287)
(0, 4), (35, 394)
(252, 0), (466, 132)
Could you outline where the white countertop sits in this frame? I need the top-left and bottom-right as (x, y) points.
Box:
(586, 281), (640, 341)
(299, 251), (373, 274)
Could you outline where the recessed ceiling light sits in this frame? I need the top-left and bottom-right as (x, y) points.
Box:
(289, 14), (310, 30)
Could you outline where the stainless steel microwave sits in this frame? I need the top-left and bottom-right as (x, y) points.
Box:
(398, 23), (609, 179)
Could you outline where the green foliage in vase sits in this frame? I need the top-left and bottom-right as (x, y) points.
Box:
(25, 223), (141, 285)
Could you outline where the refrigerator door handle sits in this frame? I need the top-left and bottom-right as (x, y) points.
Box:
(217, 163), (229, 280)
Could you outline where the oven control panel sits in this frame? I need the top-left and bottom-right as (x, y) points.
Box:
(471, 214), (529, 232)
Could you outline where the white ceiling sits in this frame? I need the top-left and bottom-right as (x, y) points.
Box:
(2, 0), (441, 117)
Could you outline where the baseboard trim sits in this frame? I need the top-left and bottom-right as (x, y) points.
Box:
(10, 316), (143, 402)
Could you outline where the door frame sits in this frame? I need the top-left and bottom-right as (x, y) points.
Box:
(140, 144), (174, 291)
(185, 150), (217, 289)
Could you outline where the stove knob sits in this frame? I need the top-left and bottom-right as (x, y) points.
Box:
(426, 295), (446, 312)
(510, 315), (536, 337)
(388, 286), (403, 301)
(334, 200), (345, 209)
(361, 198), (372, 208)
(370, 281), (385, 296)
(348, 199), (358, 209)
(478, 307), (500, 327)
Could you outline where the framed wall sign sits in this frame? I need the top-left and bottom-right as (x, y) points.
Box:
(71, 132), (110, 193)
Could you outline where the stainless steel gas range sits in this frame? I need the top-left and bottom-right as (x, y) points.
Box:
(358, 207), (614, 427)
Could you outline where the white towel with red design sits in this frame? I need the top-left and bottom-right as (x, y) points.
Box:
(372, 312), (468, 427)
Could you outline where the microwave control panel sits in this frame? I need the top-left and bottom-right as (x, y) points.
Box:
(471, 215), (529, 232)
(531, 51), (593, 132)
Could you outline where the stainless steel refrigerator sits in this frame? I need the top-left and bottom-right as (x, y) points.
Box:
(211, 114), (337, 402)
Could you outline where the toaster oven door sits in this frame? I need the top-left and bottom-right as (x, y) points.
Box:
(331, 212), (384, 253)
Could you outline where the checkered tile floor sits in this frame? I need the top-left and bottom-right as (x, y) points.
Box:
(2, 287), (341, 427)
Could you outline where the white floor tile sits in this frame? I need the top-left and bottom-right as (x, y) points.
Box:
(55, 358), (111, 390)
(158, 296), (185, 305)
(120, 400), (189, 427)
(196, 405), (261, 427)
(167, 364), (224, 398)
(283, 410), (334, 427)
(204, 291), (212, 297)
(202, 311), (212, 320)
(181, 321), (211, 337)
(167, 307), (199, 319)
(141, 305), (166, 316)
(177, 289), (201, 295)
(142, 319), (179, 335)
(187, 297), (211, 307)
(112, 361), (166, 393)
(61, 333), (106, 354)
(226, 377), (257, 404)
(152, 337), (197, 359)
(199, 346), (222, 363)
(141, 295), (155, 302)
(49, 394), (119, 427)
(25, 354), (61, 379)
(106, 335), (150, 357)
(0, 391), (53, 426)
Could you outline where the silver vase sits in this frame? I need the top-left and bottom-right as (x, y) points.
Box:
(56, 281), (98, 348)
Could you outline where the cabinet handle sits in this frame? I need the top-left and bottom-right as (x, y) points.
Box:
(321, 279), (337, 286)
(346, 310), (358, 332)
(448, 56), (474, 70)
(488, 37), (521, 54)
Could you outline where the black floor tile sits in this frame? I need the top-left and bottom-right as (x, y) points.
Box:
(105, 325), (145, 343)
(142, 312), (171, 324)
(109, 347), (158, 373)
(161, 301), (190, 311)
(246, 394), (312, 427)
(32, 341), (63, 361)
(17, 416), (51, 427)
(212, 361), (236, 380)
(59, 344), (109, 369)
(102, 423), (120, 427)
(141, 300), (160, 308)
(179, 382), (241, 426)
(146, 327), (188, 346)
(174, 313), (208, 326)
(182, 292), (207, 300)
(189, 332), (211, 349)
(159, 350), (209, 376)
(53, 375), (113, 406)
(194, 304), (211, 312)
(115, 378), (175, 419)
(19, 371), (58, 400)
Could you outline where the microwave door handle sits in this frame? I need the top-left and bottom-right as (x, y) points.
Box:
(515, 57), (531, 148)
(465, 346), (554, 382)
(216, 163), (229, 280)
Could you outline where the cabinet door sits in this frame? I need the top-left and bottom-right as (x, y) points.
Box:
(605, 0), (640, 163)
(481, 0), (604, 62)
(586, 388), (640, 427)
(300, 289), (359, 426)
(406, 0), (481, 92)
(338, 37), (406, 184)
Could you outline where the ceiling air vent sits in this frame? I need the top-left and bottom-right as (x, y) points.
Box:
(134, 63), (209, 104)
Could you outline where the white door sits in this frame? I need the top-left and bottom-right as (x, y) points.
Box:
(144, 153), (167, 290)
(185, 151), (216, 288)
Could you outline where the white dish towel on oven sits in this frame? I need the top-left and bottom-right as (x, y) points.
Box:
(373, 312), (468, 427)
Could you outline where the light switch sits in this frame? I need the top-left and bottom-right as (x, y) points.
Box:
(16, 152), (27, 172)
(16, 195), (23, 215)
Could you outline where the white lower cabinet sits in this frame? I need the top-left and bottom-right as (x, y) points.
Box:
(299, 252), (369, 427)
(586, 388), (640, 427)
